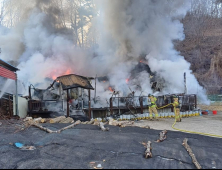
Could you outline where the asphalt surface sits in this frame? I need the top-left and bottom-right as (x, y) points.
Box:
(0, 122), (222, 169)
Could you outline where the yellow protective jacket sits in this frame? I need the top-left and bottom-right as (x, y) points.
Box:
(149, 96), (157, 108)
(173, 101), (179, 108)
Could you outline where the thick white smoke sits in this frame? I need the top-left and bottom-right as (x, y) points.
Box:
(0, 0), (209, 104)
(95, 0), (209, 104)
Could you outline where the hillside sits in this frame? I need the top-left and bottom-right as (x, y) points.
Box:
(176, 15), (222, 94)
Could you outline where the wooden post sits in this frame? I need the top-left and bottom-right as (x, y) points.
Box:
(110, 97), (113, 115)
(81, 88), (83, 110)
(67, 89), (70, 117)
(29, 85), (32, 100)
(8, 94), (12, 117)
(15, 73), (19, 116)
(184, 72), (187, 94)
(140, 97), (144, 114)
(171, 96), (174, 112)
(194, 95), (197, 109)
(88, 89), (91, 119)
(94, 75), (97, 102)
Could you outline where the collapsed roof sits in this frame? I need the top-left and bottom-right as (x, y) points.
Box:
(56, 74), (94, 90)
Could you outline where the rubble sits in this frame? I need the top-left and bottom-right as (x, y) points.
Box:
(59, 117), (75, 124)
(33, 118), (43, 124)
(108, 118), (134, 127)
(144, 141), (152, 159)
(99, 122), (109, 131)
(23, 117), (33, 122)
(32, 120), (82, 133)
(49, 116), (66, 124)
(156, 130), (167, 142)
(49, 116), (74, 124)
(89, 162), (104, 169)
(14, 143), (36, 151)
(20, 146), (36, 151)
(23, 116), (75, 126)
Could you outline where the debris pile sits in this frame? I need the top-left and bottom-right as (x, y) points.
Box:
(108, 118), (134, 128)
(17, 115), (152, 134)
(23, 116), (74, 125)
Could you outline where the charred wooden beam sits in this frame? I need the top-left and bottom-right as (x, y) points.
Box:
(67, 89), (70, 117)
(156, 130), (167, 142)
(99, 122), (109, 131)
(140, 97), (144, 114)
(145, 141), (152, 158)
(57, 120), (81, 133)
(183, 138), (202, 169)
(110, 97), (113, 115)
(88, 89), (91, 119)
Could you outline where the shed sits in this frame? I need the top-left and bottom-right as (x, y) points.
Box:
(54, 74), (94, 118)
(0, 58), (19, 116)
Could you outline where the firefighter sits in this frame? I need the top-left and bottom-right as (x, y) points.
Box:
(148, 94), (159, 120)
(172, 95), (181, 122)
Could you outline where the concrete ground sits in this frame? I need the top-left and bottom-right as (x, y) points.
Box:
(133, 112), (222, 137)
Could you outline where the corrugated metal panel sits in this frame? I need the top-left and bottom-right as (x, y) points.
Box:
(0, 66), (16, 80)
(57, 74), (94, 90)
(0, 58), (19, 72)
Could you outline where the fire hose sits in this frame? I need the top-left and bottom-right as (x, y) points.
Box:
(156, 103), (222, 138)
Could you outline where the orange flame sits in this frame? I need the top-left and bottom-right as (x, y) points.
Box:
(109, 87), (114, 92)
(52, 75), (57, 80)
(64, 69), (71, 75)
(126, 78), (129, 84)
(140, 60), (148, 65)
(51, 68), (72, 80)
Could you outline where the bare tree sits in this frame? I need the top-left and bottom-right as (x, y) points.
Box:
(0, 0), (6, 26)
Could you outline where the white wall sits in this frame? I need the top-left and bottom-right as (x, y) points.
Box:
(13, 95), (28, 118)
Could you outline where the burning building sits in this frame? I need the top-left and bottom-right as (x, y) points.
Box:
(28, 74), (94, 120)
(26, 69), (197, 121)
(0, 0), (209, 120)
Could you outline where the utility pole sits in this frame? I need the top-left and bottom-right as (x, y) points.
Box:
(15, 74), (18, 116)
(94, 75), (97, 102)
(184, 72), (187, 95)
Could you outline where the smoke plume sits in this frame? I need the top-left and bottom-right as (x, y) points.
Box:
(0, 0), (209, 104)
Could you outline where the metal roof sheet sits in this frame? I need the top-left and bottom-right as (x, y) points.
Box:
(57, 74), (94, 90)
(0, 58), (19, 72)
